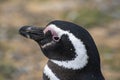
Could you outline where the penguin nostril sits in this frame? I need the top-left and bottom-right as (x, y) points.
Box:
(53, 36), (59, 42)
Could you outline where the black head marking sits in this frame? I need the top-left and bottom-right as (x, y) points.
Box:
(41, 34), (76, 61)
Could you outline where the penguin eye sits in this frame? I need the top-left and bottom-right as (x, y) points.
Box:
(52, 36), (60, 42)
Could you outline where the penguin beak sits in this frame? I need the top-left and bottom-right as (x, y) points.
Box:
(19, 26), (44, 41)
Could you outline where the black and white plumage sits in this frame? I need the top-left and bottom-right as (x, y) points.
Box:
(19, 20), (105, 80)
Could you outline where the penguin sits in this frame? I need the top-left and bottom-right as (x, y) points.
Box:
(19, 20), (105, 80)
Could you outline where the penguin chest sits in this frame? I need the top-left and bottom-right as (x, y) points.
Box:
(43, 64), (81, 80)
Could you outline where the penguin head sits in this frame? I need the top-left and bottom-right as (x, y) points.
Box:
(19, 20), (100, 70)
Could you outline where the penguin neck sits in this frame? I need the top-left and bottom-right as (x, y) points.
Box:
(47, 60), (98, 73)
(43, 60), (103, 80)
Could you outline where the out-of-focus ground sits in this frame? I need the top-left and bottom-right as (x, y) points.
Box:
(0, 0), (120, 80)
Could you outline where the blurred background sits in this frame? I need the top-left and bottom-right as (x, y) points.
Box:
(0, 0), (120, 80)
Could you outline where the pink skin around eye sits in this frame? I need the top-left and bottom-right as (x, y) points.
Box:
(44, 26), (59, 42)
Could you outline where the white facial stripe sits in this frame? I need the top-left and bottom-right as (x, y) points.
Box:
(41, 41), (54, 48)
(47, 24), (88, 70)
(44, 65), (60, 80)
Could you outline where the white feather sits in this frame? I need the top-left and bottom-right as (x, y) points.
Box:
(44, 65), (60, 80)
(41, 41), (54, 48)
